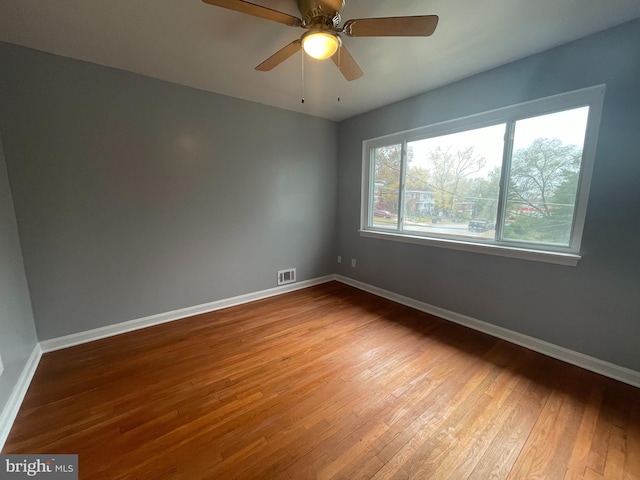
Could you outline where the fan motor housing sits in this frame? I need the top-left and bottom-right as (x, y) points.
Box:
(297, 0), (344, 26)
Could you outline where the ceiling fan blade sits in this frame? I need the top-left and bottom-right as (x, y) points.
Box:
(255, 40), (302, 71)
(202, 0), (302, 27)
(342, 15), (438, 37)
(331, 45), (363, 81)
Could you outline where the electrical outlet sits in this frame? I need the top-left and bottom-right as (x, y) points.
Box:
(0, 353), (4, 377)
(337, 255), (342, 264)
(351, 259), (356, 268)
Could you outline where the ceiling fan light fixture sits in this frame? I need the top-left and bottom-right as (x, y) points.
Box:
(302, 31), (340, 60)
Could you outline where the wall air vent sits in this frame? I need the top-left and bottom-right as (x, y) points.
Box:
(277, 268), (297, 286)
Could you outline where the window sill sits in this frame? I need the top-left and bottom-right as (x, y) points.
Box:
(359, 229), (581, 266)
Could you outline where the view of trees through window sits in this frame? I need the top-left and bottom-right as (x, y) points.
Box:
(369, 106), (590, 247)
(505, 108), (589, 244)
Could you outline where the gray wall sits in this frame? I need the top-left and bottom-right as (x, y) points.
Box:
(336, 19), (640, 371)
(0, 133), (38, 417)
(0, 43), (338, 340)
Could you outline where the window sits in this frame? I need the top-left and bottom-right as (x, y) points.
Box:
(361, 86), (605, 266)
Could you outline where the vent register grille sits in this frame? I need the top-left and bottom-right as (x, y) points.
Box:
(277, 268), (297, 286)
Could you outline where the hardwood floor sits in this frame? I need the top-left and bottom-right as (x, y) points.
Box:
(4, 281), (640, 479)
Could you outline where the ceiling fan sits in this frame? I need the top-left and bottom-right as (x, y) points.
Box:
(201, 0), (439, 81)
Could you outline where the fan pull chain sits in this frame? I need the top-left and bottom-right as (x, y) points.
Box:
(337, 46), (341, 102)
(301, 50), (305, 104)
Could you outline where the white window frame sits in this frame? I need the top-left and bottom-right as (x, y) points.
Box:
(360, 85), (605, 266)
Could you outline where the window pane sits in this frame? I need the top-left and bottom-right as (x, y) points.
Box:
(371, 144), (401, 229)
(404, 124), (505, 240)
(503, 107), (589, 246)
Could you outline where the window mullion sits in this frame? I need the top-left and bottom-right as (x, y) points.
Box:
(398, 140), (408, 232)
(495, 121), (515, 241)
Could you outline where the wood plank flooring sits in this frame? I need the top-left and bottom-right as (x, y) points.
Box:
(4, 281), (640, 479)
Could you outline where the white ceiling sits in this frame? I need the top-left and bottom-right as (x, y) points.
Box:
(1, 0), (639, 121)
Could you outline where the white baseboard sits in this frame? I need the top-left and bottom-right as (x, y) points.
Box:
(40, 275), (336, 353)
(335, 275), (640, 389)
(0, 343), (42, 451)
